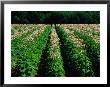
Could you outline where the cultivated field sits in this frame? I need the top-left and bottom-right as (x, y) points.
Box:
(11, 24), (100, 77)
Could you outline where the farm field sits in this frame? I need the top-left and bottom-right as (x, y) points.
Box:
(11, 24), (100, 77)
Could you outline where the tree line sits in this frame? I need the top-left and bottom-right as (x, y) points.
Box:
(11, 11), (100, 24)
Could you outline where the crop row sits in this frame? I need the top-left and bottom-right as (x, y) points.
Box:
(45, 26), (65, 76)
(60, 24), (100, 76)
(12, 26), (51, 76)
(11, 25), (50, 76)
(56, 26), (94, 77)
(60, 24), (100, 44)
(11, 25), (39, 71)
(74, 31), (100, 76)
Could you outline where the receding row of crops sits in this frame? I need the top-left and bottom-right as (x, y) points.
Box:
(56, 26), (94, 76)
(58, 24), (100, 76)
(11, 24), (51, 76)
(74, 31), (100, 76)
(60, 24), (100, 44)
(11, 24), (100, 77)
(45, 26), (65, 76)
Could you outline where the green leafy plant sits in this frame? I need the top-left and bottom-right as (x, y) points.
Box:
(56, 26), (94, 77)
(11, 25), (37, 71)
(74, 31), (100, 76)
(45, 28), (65, 76)
(12, 26), (51, 76)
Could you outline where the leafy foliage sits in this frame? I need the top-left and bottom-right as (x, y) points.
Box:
(11, 26), (37, 71)
(11, 11), (100, 24)
(45, 28), (65, 76)
(74, 31), (100, 76)
(12, 26), (51, 76)
(11, 24), (100, 77)
(56, 26), (94, 77)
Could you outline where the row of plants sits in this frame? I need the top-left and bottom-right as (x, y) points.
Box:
(56, 26), (94, 77)
(45, 27), (65, 76)
(11, 25), (39, 72)
(12, 26), (51, 76)
(61, 24), (100, 44)
(11, 25), (47, 74)
(74, 31), (100, 76)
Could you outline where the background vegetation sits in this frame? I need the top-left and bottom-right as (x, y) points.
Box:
(11, 11), (100, 24)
